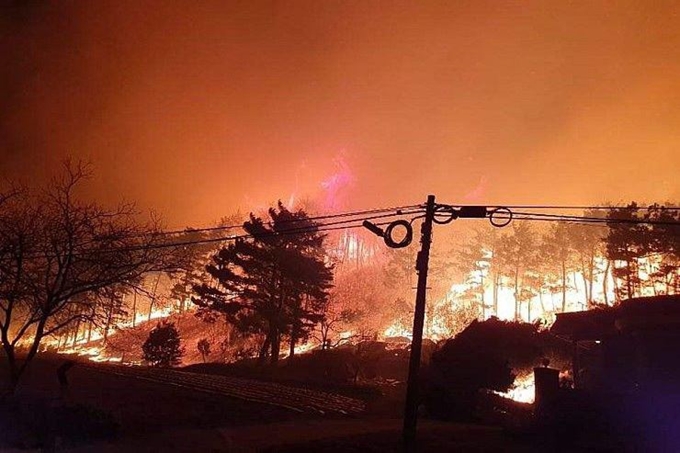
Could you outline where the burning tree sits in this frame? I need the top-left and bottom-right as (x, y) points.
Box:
(567, 211), (608, 309)
(644, 204), (680, 292)
(495, 223), (541, 320)
(606, 203), (680, 298)
(453, 227), (507, 317)
(0, 162), (183, 392)
(324, 266), (392, 341)
(444, 203), (679, 326)
(193, 202), (334, 364)
(540, 222), (577, 312)
(453, 230), (490, 317)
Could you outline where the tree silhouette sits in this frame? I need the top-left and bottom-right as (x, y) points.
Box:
(169, 214), (243, 314)
(567, 210), (607, 309)
(541, 223), (576, 312)
(197, 338), (211, 363)
(495, 223), (540, 320)
(193, 202), (333, 364)
(606, 203), (680, 299)
(0, 162), (184, 392)
(454, 228), (495, 318)
(643, 204), (680, 294)
(142, 321), (184, 367)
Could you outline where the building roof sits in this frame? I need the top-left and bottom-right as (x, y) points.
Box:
(551, 295), (680, 340)
(550, 308), (616, 341)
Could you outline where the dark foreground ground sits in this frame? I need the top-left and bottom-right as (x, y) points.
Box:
(0, 356), (647, 452)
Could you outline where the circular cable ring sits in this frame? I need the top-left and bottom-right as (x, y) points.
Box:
(433, 205), (457, 225)
(383, 220), (413, 248)
(489, 207), (513, 228)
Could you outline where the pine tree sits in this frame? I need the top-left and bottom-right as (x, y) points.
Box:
(142, 321), (184, 367)
(193, 202), (334, 364)
(495, 223), (539, 321)
(605, 204), (646, 300)
(541, 222), (576, 312)
(606, 203), (680, 299)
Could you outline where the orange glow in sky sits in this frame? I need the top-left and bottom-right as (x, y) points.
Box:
(1, 2), (679, 227)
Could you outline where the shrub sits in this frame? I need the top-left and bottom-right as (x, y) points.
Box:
(423, 318), (547, 420)
(142, 321), (184, 367)
(197, 338), (211, 363)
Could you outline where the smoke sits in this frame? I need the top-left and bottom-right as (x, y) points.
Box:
(321, 153), (356, 212)
(1, 1), (679, 227)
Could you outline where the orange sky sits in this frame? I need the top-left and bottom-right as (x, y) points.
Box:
(2, 1), (679, 227)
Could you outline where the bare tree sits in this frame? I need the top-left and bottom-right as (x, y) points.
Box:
(0, 162), (184, 392)
(315, 299), (362, 349)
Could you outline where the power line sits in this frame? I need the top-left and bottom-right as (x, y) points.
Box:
(493, 216), (680, 227)
(459, 205), (680, 210)
(15, 208), (425, 259)
(498, 211), (680, 227)
(8, 203), (679, 260)
(66, 203), (680, 242)
(138, 209), (424, 251)
(56, 204), (424, 250)
(150, 204), (423, 237)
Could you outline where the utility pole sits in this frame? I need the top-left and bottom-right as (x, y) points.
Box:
(402, 194), (436, 449)
(362, 196), (491, 450)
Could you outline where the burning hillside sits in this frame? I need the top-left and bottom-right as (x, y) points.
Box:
(24, 192), (676, 409)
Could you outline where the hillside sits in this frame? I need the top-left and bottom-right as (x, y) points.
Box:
(61, 312), (234, 366)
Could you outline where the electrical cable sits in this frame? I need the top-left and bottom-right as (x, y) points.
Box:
(491, 211), (680, 227)
(14, 207), (425, 259)
(142, 203), (423, 238)
(7, 202), (679, 261)
(454, 205), (680, 211)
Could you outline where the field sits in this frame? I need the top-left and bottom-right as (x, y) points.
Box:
(0, 354), (630, 452)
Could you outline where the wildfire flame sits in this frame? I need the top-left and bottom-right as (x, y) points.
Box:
(44, 305), (177, 363)
(497, 373), (535, 404)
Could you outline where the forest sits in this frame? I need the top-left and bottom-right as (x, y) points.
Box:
(1, 164), (677, 379)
